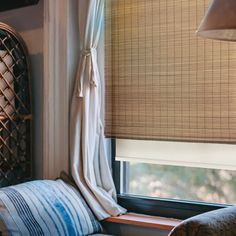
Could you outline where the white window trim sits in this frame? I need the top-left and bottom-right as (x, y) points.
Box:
(43, 0), (79, 179)
(116, 139), (236, 171)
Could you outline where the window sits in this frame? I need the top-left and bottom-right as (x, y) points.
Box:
(105, 0), (236, 218)
(117, 139), (236, 204)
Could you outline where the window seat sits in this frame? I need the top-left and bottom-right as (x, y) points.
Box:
(104, 213), (181, 231)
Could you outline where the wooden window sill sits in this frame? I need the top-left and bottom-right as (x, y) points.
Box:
(103, 213), (181, 231)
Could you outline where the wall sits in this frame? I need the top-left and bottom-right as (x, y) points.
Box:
(0, 1), (44, 179)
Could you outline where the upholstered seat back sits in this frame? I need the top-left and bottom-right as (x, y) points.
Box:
(169, 206), (236, 236)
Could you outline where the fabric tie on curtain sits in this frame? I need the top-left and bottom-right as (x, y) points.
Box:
(70, 0), (126, 220)
(78, 48), (97, 97)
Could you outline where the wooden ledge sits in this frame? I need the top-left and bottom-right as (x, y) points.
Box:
(103, 213), (181, 231)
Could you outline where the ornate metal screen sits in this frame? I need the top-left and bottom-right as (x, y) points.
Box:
(0, 23), (32, 187)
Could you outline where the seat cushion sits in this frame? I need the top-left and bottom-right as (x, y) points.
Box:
(0, 179), (102, 236)
(169, 206), (236, 236)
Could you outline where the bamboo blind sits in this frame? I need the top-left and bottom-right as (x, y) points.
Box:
(105, 0), (236, 143)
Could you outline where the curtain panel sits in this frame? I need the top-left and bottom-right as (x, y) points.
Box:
(70, 0), (126, 220)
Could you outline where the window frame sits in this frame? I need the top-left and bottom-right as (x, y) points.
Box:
(111, 139), (231, 220)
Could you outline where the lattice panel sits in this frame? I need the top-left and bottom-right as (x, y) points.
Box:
(0, 23), (31, 187)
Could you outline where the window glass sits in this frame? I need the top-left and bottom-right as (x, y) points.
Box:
(124, 162), (236, 204)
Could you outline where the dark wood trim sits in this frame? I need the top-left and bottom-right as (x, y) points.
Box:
(0, 0), (40, 12)
(112, 139), (121, 194)
(118, 194), (230, 220)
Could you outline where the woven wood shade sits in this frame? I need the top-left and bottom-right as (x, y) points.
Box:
(105, 0), (236, 143)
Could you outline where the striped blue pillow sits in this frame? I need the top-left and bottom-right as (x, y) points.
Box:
(0, 179), (102, 236)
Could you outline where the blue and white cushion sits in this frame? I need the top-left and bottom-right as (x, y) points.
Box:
(0, 179), (102, 236)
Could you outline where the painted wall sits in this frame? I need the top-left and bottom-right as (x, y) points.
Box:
(0, 1), (44, 179)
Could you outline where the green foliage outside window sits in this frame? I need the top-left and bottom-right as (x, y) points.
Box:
(128, 163), (236, 204)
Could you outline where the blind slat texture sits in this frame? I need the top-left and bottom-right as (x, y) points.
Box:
(105, 0), (236, 143)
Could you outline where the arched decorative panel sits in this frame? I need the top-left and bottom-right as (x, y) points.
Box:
(0, 23), (32, 187)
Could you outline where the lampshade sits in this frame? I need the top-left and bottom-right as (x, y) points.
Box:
(197, 0), (236, 41)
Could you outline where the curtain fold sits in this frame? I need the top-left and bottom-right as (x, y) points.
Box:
(70, 0), (126, 220)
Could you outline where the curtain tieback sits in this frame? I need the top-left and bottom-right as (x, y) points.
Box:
(77, 48), (97, 97)
(82, 49), (92, 57)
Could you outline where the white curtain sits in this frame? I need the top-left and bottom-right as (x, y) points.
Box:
(70, 0), (126, 220)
